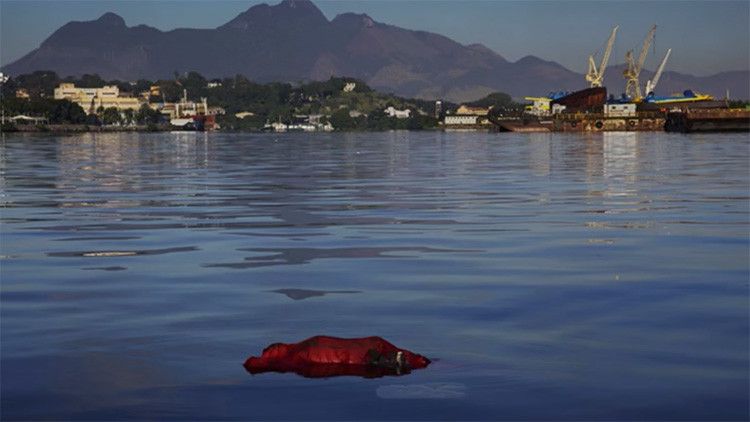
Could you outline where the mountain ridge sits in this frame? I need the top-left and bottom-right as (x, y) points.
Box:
(3, 1), (748, 102)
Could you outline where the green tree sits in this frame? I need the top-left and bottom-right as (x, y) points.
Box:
(101, 107), (122, 125)
(329, 108), (356, 130)
(136, 104), (162, 125)
(48, 100), (86, 124)
(122, 109), (135, 126)
(15, 71), (60, 98)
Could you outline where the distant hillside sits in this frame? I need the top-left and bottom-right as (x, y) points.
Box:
(3, 0), (748, 102)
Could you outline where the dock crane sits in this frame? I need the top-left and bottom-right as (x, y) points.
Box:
(645, 48), (671, 95)
(585, 26), (619, 88)
(623, 24), (657, 99)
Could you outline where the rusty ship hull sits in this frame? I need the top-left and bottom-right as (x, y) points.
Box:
(551, 87), (607, 111)
(552, 112), (665, 132)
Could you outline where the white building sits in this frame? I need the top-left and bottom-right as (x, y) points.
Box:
(444, 115), (480, 125)
(604, 103), (636, 117)
(384, 106), (411, 119)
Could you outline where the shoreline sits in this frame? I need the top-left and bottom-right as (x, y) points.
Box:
(1, 124), (445, 135)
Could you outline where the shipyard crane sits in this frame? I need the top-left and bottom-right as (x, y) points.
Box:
(623, 24), (657, 99)
(645, 48), (671, 95)
(585, 25), (619, 88)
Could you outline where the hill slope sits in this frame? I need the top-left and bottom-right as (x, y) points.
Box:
(4, 0), (748, 101)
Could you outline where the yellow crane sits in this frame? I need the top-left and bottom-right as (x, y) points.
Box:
(585, 25), (619, 88)
(623, 25), (657, 99)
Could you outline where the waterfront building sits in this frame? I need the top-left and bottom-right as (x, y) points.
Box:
(158, 97), (209, 119)
(53, 83), (143, 114)
(435, 100), (443, 118)
(444, 114), (483, 126)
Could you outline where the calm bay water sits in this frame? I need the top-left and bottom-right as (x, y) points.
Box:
(1, 131), (748, 420)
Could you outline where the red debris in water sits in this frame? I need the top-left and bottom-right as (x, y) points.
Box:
(244, 335), (431, 378)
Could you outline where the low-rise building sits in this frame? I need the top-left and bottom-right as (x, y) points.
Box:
(54, 83), (143, 114)
(444, 115), (483, 126)
(15, 89), (29, 99)
(343, 82), (357, 92)
(158, 97), (209, 120)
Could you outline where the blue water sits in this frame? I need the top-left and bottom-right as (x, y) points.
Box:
(1, 131), (748, 420)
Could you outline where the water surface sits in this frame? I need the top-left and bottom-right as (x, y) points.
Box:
(1, 131), (748, 420)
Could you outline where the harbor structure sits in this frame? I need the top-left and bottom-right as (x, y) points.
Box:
(524, 97), (552, 116)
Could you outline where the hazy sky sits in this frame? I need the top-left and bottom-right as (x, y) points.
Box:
(1, 0), (748, 76)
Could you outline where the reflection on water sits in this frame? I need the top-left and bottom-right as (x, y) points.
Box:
(603, 132), (639, 198)
(1, 131), (748, 420)
(206, 246), (476, 269)
(269, 289), (361, 301)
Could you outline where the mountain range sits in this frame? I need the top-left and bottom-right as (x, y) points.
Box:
(3, 0), (748, 102)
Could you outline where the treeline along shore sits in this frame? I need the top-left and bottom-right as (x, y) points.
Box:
(0, 71), (523, 133)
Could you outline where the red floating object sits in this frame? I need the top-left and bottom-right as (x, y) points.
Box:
(244, 335), (431, 378)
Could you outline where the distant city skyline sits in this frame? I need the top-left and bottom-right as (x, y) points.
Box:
(1, 0), (748, 76)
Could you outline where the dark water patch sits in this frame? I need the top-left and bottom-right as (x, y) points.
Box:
(269, 288), (362, 300)
(225, 231), (328, 238)
(1, 290), (125, 302)
(54, 236), (141, 242)
(81, 266), (128, 271)
(47, 246), (197, 258)
(205, 246), (478, 269)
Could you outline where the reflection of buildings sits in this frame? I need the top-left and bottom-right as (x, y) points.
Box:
(54, 83), (143, 114)
(54, 133), (213, 209)
(528, 133), (551, 177)
(602, 132), (639, 198)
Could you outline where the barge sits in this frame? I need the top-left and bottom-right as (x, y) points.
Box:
(664, 108), (750, 133)
(552, 111), (665, 132)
